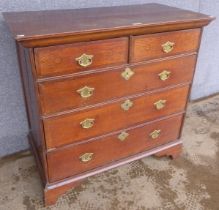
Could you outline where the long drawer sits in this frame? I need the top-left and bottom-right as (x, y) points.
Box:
(130, 29), (201, 63)
(47, 114), (183, 182)
(43, 85), (189, 149)
(34, 37), (128, 77)
(39, 55), (196, 115)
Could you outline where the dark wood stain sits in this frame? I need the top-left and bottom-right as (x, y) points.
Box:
(39, 54), (197, 115)
(34, 37), (128, 77)
(3, 3), (214, 47)
(44, 85), (189, 149)
(3, 3), (214, 206)
(47, 114), (183, 182)
(130, 29), (200, 62)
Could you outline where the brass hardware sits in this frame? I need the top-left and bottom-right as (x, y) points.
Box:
(77, 86), (95, 98)
(79, 153), (94, 163)
(121, 67), (135, 80)
(76, 53), (93, 67)
(154, 100), (167, 110)
(159, 70), (171, 81)
(80, 118), (95, 129)
(121, 99), (133, 111)
(150, 130), (161, 139)
(118, 131), (129, 141)
(162, 41), (175, 53)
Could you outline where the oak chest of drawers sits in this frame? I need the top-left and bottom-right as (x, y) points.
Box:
(3, 3), (214, 206)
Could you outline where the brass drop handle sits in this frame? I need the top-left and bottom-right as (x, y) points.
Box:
(76, 53), (93, 67)
(121, 67), (135, 80)
(162, 41), (175, 53)
(121, 99), (134, 111)
(77, 86), (95, 98)
(159, 70), (171, 81)
(154, 100), (167, 110)
(80, 118), (95, 129)
(150, 130), (161, 139)
(118, 131), (129, 141)
(79, 153), (94, 163)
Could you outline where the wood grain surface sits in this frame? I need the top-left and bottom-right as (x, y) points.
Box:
(130, 29), (201, 62)
(39, 54), (196, 115)
(43, 85), (189, 149)
(47, 114), (183, 182)
(3, 3), (213, 44)
(3, 3), (214, 206)
(34, 37), (128, 77)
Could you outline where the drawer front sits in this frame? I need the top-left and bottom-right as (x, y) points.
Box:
(34, 37), (128, 77)
(47, 114), (183, 182)
(44, 85), (189, 149)
(39, 55), (196, 115)
(130, 29), (201, 63)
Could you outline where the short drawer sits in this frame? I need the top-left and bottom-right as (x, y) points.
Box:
(39, 55), (196, 115)
(130, 29), (201, 63)
(47, 114), (183, 182)
(34, 37), (128, 77)
(43, 85), (189, 149)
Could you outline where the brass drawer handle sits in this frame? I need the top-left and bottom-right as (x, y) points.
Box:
(121, 99), (133, 111)
(150, 129), (161, 139)
(77, 86), (95, 98)
(79, 153), (94, 163)
(159, 70), (171, 81)
(80, 118), (95, 129)
(118, 131), (129, 141)
(76, 53), (93, 67)
(162, 41), (175, 53)
(121, 67), (135, 80)
(154, 100), (166, 110)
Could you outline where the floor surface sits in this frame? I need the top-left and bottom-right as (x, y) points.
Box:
(0, 95), (219, 210)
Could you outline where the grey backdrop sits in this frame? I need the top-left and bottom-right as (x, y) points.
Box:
(0, 0), (218, 157)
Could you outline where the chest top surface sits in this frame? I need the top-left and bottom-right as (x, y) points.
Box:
(3, 3), (214, 47)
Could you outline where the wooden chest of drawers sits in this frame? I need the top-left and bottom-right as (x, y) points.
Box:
(3, 3), (214, 206)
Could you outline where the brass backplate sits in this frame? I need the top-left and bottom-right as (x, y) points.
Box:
(159, 70), (171, 81)
(118, 131), (129, 141)
(150, 130), (161, 139)
(154, 100), (167, 110)
(76, 53), (93, 67)
(80, 118), (95, 129)
(162, 41), (175, 53)
(77, 86), (95, 98)
(121, 67), (135, 80)
(121, 99), (134, 111)
(79, 153), (94, 163)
